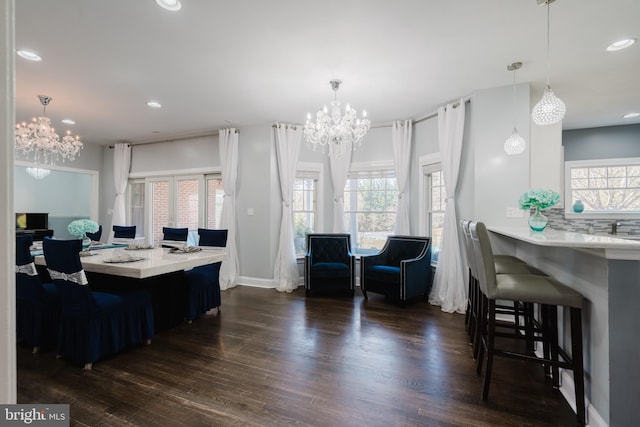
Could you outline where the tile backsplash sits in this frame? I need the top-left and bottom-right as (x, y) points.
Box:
(542, 207), (640, 234)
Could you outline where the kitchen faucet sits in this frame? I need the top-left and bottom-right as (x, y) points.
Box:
(611, 220), (621, 234)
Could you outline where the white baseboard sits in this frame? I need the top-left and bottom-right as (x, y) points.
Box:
(236, 276), (277, 288)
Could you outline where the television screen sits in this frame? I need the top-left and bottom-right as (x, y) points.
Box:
(27, 213), (48, 230)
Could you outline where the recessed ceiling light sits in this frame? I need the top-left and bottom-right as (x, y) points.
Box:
(606, 38), (637, 52)
(623, 112), (640, 119)
(61, 119), (76, 125)
(146, 101), (162, 108)
(155, 0), (182, 11)
(16, 50), (41, 61)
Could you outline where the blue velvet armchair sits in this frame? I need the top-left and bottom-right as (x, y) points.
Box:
(360, 235), (432, 305)
(304, 233), (355, 297)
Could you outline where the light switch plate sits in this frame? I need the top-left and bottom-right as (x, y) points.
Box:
(507, 207), (524, 218)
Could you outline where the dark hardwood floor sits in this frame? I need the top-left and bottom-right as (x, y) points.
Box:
(17, 286), (579, 426)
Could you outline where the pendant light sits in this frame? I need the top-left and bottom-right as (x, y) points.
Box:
(504, 62), (526, 155)
(531, 0), (566, 126)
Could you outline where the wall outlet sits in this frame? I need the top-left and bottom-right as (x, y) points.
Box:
(506, 207), (524, 218)
(247, 208), (254, 216)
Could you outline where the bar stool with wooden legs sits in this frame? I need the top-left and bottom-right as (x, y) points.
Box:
(469, 221), (586, 426)
(460, 220), (546, 359)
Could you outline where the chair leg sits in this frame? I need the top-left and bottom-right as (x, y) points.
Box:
(32, 346), (40, 354)
(465, 270), (472, 327)
(571, 307), (586, 426)
(481, 299), (496, 401)
(548, 305), (560, 388)
(541, 305), (552, 379)
(361, 289), (368, 299)
(475, 293), (486, 370)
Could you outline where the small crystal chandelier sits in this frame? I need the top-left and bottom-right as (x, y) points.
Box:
(504, 62), (526, 155)
(532, 0), (566, 126)
(304, 79), (371, 158)
(15, 95), (83, 167)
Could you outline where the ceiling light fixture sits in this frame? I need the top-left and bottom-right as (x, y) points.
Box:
(15, 95), (83, 168)
(16, 50), (41, 61)
(532, 0), (566, 126)
(155, 0), (182, 11)
(504, 62), (526, 155)
(303, 79), (371, 158)
(606, 38), (637, 52)
(146, 100), (162, 108)
(623, 112), (640, 119)
(61, 118), (76, 125)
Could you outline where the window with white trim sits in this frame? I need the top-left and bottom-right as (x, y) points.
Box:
(565, 158), (640, 217)
(344, 169), (398, 254)
(293, 171), (318, 256)
(127, 173), (222, 244)
(423, 162), (446, 263)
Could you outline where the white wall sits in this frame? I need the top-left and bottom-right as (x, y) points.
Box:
(471, 83), (531, 227)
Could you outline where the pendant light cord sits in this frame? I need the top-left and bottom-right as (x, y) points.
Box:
(512, 69), (517, 129)
(546, 1), (551, 88)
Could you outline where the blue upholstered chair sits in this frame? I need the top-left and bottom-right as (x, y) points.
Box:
(162, 227), (188, 248)
(85, 225), (102, 242)
(43, 237), (154, 370)
(304, 233), (355, 297)
(112, 225), (136, 244)
(184, 228), (227, 321)
(360, 235), (432, 305)
(15, 234), (59, 353)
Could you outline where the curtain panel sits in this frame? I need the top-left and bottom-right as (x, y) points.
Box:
(218, 128), (239, 290)
(429, 100), (467, 313)
(329, 142), (353, 232)
(110, 143), (131, 243)
(272, 123), (302, 292)
(392, 120), (412, 235)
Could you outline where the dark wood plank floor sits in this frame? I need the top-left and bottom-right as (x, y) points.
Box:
(17, 286), (578, 426)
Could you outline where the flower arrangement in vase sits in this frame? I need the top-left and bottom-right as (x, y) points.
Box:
(518, 189), (560, 232)
(68, 219), (99, 250)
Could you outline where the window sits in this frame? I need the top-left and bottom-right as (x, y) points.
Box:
(565, 158), (640, 217)
(293, 172), (318, 256)
(420, 156), (446, 264)
(127, 172), (222, 244)
(344, 169), (397, 254)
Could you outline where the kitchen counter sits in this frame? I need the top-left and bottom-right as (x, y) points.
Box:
(487, 226), (640, 427)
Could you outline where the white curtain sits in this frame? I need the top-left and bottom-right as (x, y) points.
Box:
(429, 99), (467, 313)
(329, 143), (352, 232)
(392, 120), (412, 234)
(272, 123), (302, 292)
(110, 143), (131, 243)
(218, 128), (239, 290)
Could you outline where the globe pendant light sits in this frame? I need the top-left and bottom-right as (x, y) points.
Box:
(504, 62), (526, 155)
(532, 0), (566, 126)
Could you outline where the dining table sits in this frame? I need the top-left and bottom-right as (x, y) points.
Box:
(34, 243), (228, 330)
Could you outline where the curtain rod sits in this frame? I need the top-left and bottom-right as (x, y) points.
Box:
(272, 124), (301, 130)
(108, 129), (238, 148)
(372, 96), (472, 129)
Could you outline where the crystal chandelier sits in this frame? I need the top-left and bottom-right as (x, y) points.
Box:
(304, 80), (371, 158)
(504, 62), (526, 155)
(15, 95), (83, 167)
(532, 0), (566, 126)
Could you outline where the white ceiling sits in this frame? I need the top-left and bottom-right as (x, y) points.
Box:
(14, 0), (640, 146)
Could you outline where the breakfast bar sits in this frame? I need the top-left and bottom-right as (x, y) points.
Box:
(487, 226), (640, 427)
